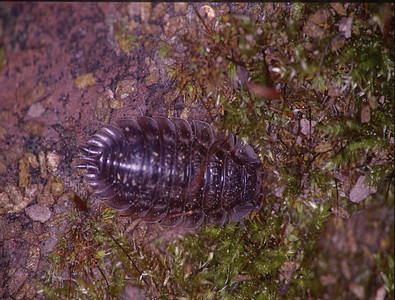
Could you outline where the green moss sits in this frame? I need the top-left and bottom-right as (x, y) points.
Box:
(43, 3), (393, 299)
(38, 194), (149, 299)
(163, 3), (393, 298)
(137, 200), (331, 299)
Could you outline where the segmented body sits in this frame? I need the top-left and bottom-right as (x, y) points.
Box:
(76, 116), (262, 228)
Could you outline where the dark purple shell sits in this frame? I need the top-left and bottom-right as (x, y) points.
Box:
(76, 116), (262, 228)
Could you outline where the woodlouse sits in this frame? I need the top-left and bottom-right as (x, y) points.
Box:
(75, 116), (263, 229)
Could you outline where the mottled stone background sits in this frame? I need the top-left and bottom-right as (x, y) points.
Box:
(0, 3), (393, 300)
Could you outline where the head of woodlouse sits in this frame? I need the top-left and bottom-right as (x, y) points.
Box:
(75, 116), (263, 229)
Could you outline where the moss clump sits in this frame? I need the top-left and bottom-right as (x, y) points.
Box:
(42, 3), (393, 299)
(162, 3), (394, 299)
(38, 193), (153, 299)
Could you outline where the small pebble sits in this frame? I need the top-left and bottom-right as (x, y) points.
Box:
(349, 176), (370, 203)
(46, 152), (60, 173)
(26, 103), (45, 119)
(75, 73), (95, 89)
(51, 182), (63, 197)
(25, 204), (52, 223)
(24, 82), (46, 106)
(6, 268), (28, 297)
